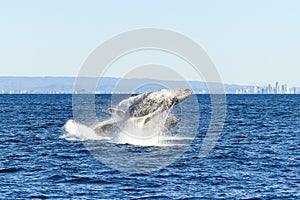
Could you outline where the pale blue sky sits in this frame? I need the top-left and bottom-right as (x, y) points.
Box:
(0, 0), (299, 86)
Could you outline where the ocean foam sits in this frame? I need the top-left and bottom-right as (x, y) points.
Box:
(61, 112), (186, 147)
(60, 120), (105, 141)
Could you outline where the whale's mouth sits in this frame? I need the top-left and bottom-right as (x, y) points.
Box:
(173, 89), (193, 103)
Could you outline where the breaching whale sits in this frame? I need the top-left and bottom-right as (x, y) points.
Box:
(93, 89), (192, 135)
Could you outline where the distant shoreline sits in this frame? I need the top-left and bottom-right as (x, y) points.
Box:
(0, 76), (299, 94)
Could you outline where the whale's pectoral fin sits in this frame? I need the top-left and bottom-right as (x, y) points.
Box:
(164, 116), (179, 130)
(93, 120), (119, 136)
(107, 108), (125, 116)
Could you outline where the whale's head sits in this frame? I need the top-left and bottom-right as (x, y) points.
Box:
(170, 89), (193, 104)
(109, 89), (193, 118)
(124, 88), (192, 119)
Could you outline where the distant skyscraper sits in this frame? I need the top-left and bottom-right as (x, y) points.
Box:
(267, 84), (273, 94)
(253, 86), (258, 94)
(275, 81), (279, 94)
(285, 84), (289, 94)
(281, 84), (288, 94)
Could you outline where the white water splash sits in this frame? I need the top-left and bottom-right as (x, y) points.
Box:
(61, 112), (186, 146)
(60, 120), (105, 141)
(113, 111), (168, 146)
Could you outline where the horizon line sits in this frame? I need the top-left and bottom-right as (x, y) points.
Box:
(0, 75), (299, 87)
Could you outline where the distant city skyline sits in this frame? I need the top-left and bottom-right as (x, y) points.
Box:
(0, 0), (299, 87)
(235, 81), (297, 94)
(0, 76), (298, 94)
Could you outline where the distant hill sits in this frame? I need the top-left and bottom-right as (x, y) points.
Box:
(0, 77), (75, 93)
(0, 76), (298, 94)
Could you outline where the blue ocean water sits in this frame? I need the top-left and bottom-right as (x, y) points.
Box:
(0, 94), (299, 199)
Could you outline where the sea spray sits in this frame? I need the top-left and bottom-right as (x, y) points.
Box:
(62, 111), (172, 146)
